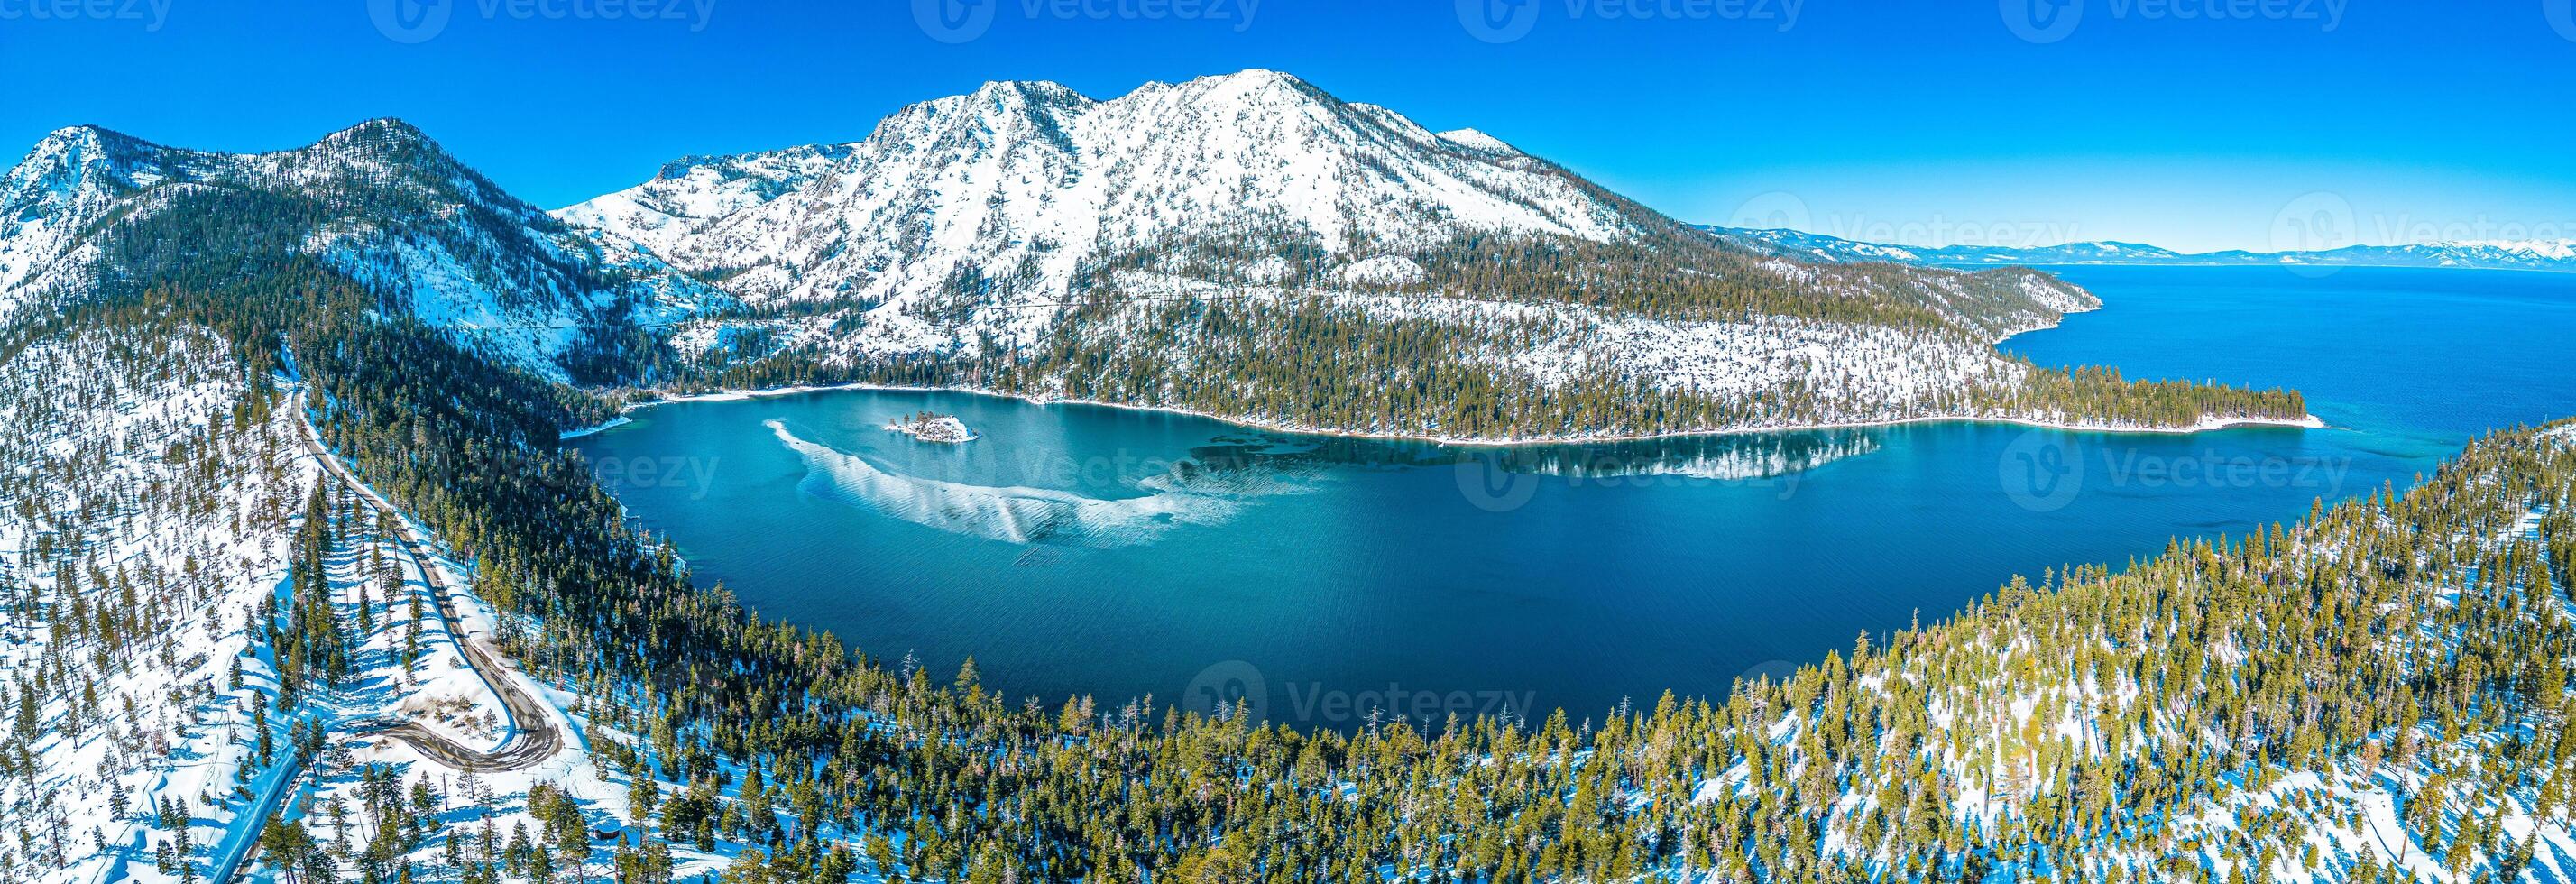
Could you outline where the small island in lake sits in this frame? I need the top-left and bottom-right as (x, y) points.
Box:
(886, 410), (980, 443)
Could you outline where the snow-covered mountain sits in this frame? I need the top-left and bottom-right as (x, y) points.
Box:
(1704, 225), (2576, 272)
(0, 125), (183, 316)
(0, 121), (726, 376)
(540, 69), (2184, 440)
(558, 70), (1649, 313)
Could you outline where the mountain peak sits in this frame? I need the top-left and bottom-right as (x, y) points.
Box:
(1193, 68), (1305, 88)
(26, 124), (160, 165)
(41, 124), (128, 149)
(1172, 68), (1323, 103)
(967, 78), (1089, 102)
(1438, 128), (1521, 156)
(314, 117), (440, 152)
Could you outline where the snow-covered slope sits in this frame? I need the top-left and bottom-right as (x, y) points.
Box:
(559, 69), (1645, 318)
(0, 121), (729, 376)
(554, 142), (855, 262)
(0, 327), (312, 884)
(0, 125), (202, 318)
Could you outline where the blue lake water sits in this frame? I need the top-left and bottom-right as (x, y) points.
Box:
(575, 266), (2575, 729)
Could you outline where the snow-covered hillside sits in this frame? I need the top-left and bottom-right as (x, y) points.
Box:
(0, 326), (651, 884)
(558, 70), (1644, 314)
(0, 121), (727, 376)
(0, 327), (308, 883)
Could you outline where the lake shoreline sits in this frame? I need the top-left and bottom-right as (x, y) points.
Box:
(561, 381), (2325, 446)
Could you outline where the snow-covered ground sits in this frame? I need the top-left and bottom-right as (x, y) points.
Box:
(0, 327), (318, 884)
(0, 327), (634, 884)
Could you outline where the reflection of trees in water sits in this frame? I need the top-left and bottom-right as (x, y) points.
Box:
(1176, 429), (1884, 483)
(1486, 430), (1884, 481)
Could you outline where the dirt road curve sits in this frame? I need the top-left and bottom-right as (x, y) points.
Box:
(292, 392), (564, 772)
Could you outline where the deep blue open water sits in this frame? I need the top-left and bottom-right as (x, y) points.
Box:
(574, 266), (2574, 728)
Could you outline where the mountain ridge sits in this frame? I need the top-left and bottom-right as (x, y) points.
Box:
(1706, 224), (2576, 272)
(0, 117), (727, 379)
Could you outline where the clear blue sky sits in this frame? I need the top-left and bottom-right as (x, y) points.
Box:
(4, 0), (2571, 253)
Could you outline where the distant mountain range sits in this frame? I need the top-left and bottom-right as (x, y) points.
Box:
(1703, 225), (2576, 272)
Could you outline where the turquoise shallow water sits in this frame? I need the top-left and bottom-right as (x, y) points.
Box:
(575, 266), (2576, 729)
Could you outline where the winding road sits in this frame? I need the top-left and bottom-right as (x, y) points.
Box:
(212, 385), (568, 884)
(290, 390), (565, 772)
